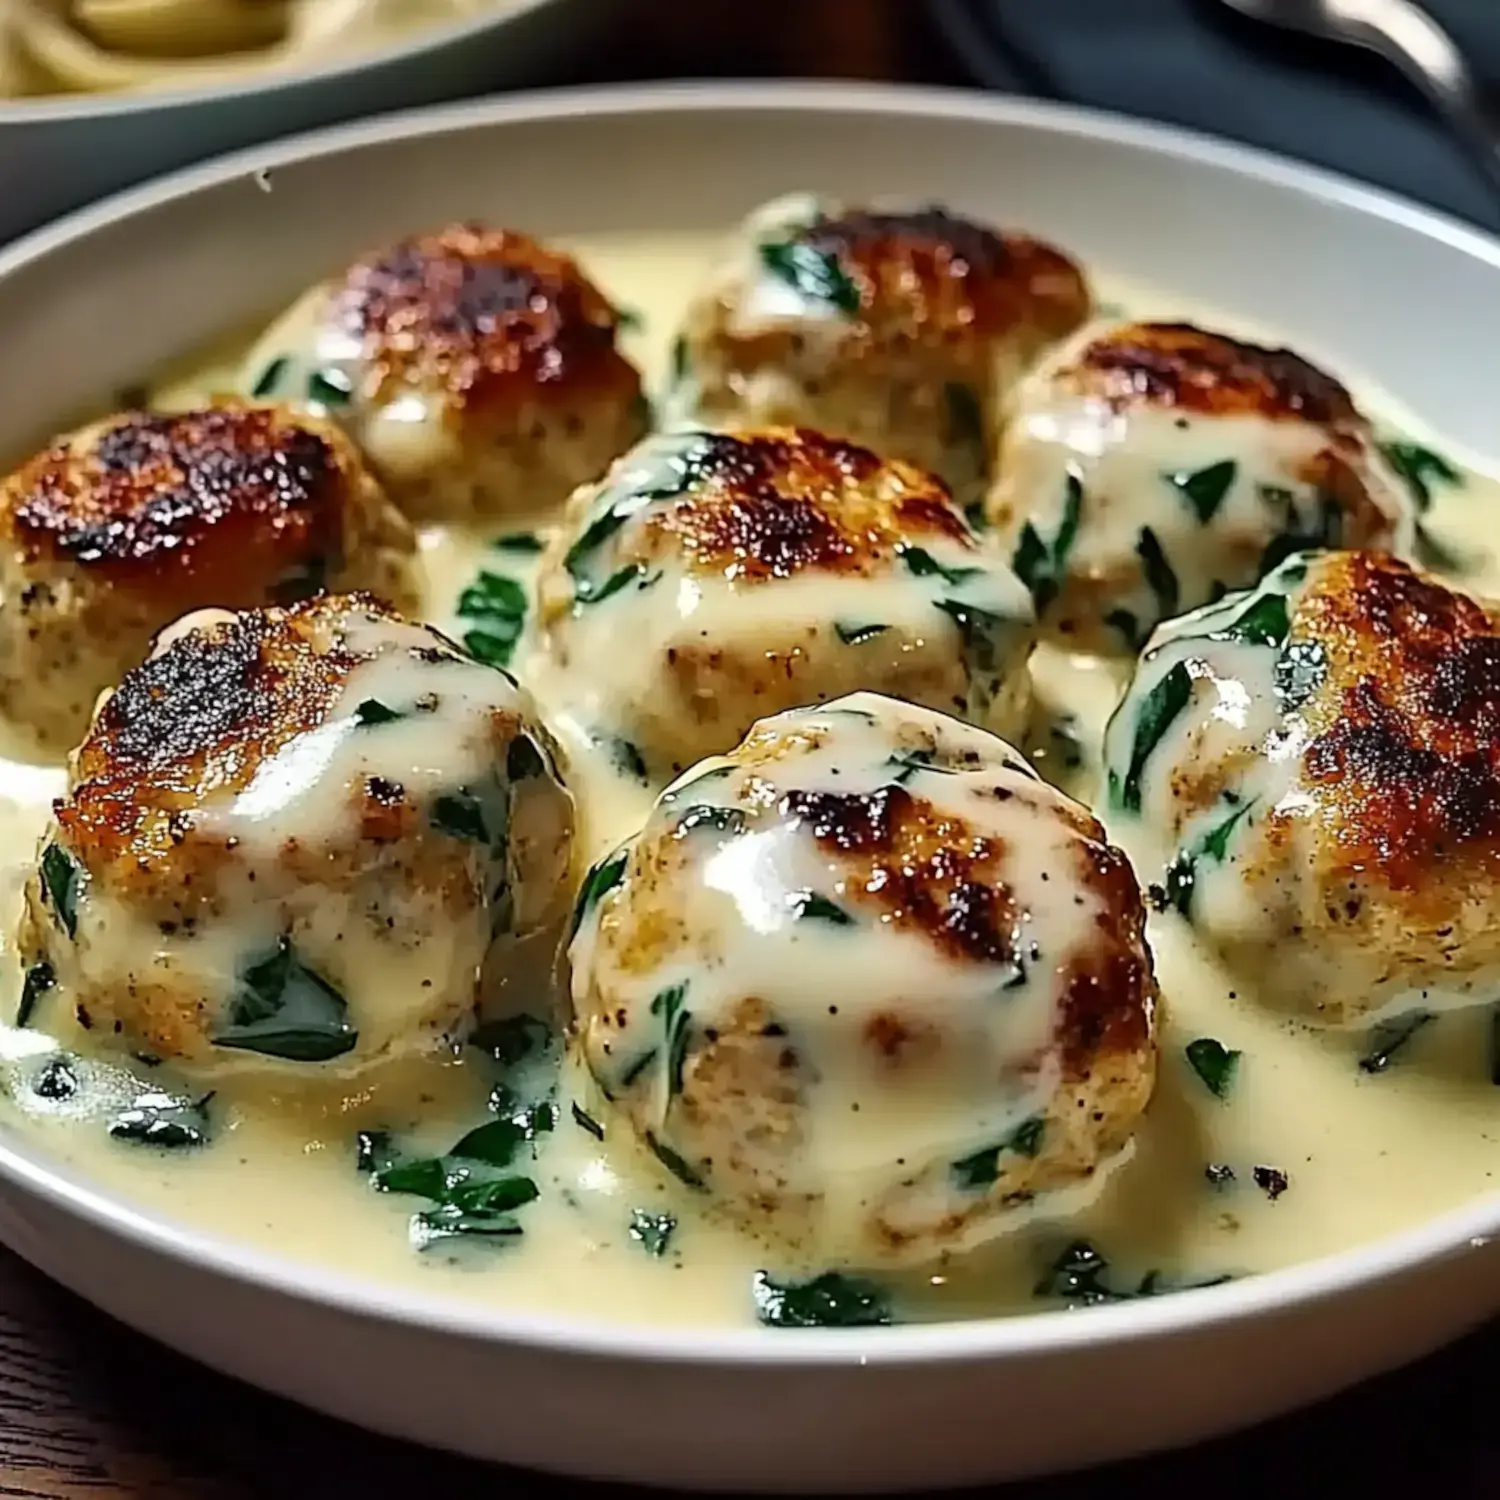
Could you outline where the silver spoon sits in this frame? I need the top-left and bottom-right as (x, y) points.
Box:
(1219, 0), (1500, 201)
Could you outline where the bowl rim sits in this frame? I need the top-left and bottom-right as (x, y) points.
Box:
(0, 78), (1497, 1366)
(0, 0), (563, 124)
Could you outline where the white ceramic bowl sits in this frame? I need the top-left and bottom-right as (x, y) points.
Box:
(0, 83), (1497, 1493)
(0, 0), (618, 242)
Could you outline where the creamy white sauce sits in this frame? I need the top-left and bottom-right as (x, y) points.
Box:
(0, 231), (1496, 1330)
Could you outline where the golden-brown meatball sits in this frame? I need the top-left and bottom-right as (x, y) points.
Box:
(240, 222), (649, 522)
(673, 194), (1091, 498)
(0, 401), (416, 750)
(1104, 550), (1500, 1025)
(570, 692), (1158, 1267)
(534, 427), (1035, 775)
(17, 594), (573, 1078)
(986, 321), (1414, 650)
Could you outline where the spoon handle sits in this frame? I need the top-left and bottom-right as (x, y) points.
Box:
(1334, 0), (1500, 203)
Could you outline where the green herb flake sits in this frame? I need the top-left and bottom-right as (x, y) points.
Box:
(108, 1092), (212, 1151)
(456, 569), (527, 667)
(1034, 1240), (1232, 1307)
(1166, 798), (1257, 918)
(951, 1116), (1047, 1190)
(469, 1013), (551, 1067)
(1185, 1037), (1241, 1100)
(213, 937), (357, 1063)
(788, 891), (854, 926)
(1113, 661), (1193, 813)
(614, 305), (646, 332)
(1166, 459), (1238, 524)
(16, 961), (55, 1028)
(900, 546), (983, 587)
(1011, 473), (1083, 612)
(492, 531), (544, 554)
(431, 789), (490, 844)
(1359, 1011), (1433, 1074)
(934, 599), (1012, 677)
(571, 1102), (606, 1140)
(751, 1270), (892, 1329)
(1137, 526), (1179, 621)
(354, 699), (402, 727)
(570, 848), (629, 938)
(646, 1131), (706, 1190)
(250, 355), (288, 398)
(670, 336), (690, 385)
(629, 1208), (676, 1257)
(757, 240), (861, 315)
(835, 622), (889, 646)
(1381, 439), (1461, 514)
(1212, 591), (1290, 649)
(40, 843), (80, 939)
(412, 1203), (526, 1249)
(576, 563), (649, 609)
(307, 369), (353, 407)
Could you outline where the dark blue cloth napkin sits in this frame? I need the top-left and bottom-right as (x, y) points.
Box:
(929, 0), (1500, 231)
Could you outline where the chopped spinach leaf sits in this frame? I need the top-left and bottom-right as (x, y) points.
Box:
(576, 563), (649, 608)
(1256, 486), (1344, 575)
(354, 698), (402, 727)
(1414, 522), (1466, 572)
(1105, 608), (1143, 652)
(1381, 439), (1460, 514)
(250, 356), (288, 398)
(620, 1048), (658, 1088)
(788, 891), (853, 925)
(887, 747), (957, 783)
(900, 546), (983, 587)
(40, 844), (80, 939)
(934, 599), (1012, 677)
(1137, 526), (1179, 621)
(944, 382), (984, 446)
(307, 369), (352, 407)
(1185, 1037), (1241, 1099)
(1165, 798), (1257, 917)
(670, 336), (690, 385)
(213, 938), (357, 1062)
(492, 531), (544, 554)
(1011, 473), (1082, 612)
(108, 1092), (211, 1150)
(469, 1013), (551, 1067)
(411, 1203), (527, 1248)
(646, 1131), (706, 1190)
(1112, 661), (1193, 813)
(835, 622), (889, 646)
(457, 569), (527, 668)
(33, 1056), (77, 1102)
(16, 961), (54, 1028)
(614, 305), (645, 332)
(1034, 1240), (1231, 1306)
(570, 848), (629, 937)
(1211, 591), (1290, 649)
(431, 789), (490, 843)
(757, 240), (861, 315)
(1166, 459), (1238, 524)
(1252, 1165), (1289, 1201)
(652, 983), (691, 1097)
(963, 498), (988, 532)
(571, 1102), (605, 1140)
(951, 1115), (1047, 1190)
(1359, 1011), (1433, 1074)
(629, 1208), (676, 1257)
(752, 1270), (891, 1328)
(356, 1129), (397, 1175)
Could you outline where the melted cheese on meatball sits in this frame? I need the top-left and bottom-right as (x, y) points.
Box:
(532, 426), (1035, 779)
(987, 321), (1415, 650)
(570, 692), (1158, 1267)
(18, 594), (573, 1078)
(1104, 550), (1500, 1025)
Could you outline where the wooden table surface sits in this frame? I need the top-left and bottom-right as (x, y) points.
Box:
(3, 3), (1496, 1495)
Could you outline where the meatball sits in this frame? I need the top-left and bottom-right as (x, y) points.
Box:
(17, 594), (573, 1077)
(985, 321), (1415, 650)
(535, 427), (1035, 775)
(0, 401), (417, 751)
(570, 692), (1158, 1267)
(240, 222), (648, 523)
(673, 193), (1091, 498)
(1103, 550), (1500, 1026)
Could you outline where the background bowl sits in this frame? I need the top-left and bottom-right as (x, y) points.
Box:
(0, 82), (1497, 1492)
(0, 0), (620, 242)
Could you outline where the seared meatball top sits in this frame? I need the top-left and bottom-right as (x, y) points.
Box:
(1, 403), (362, 594)
(317, 222), (638, 414)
